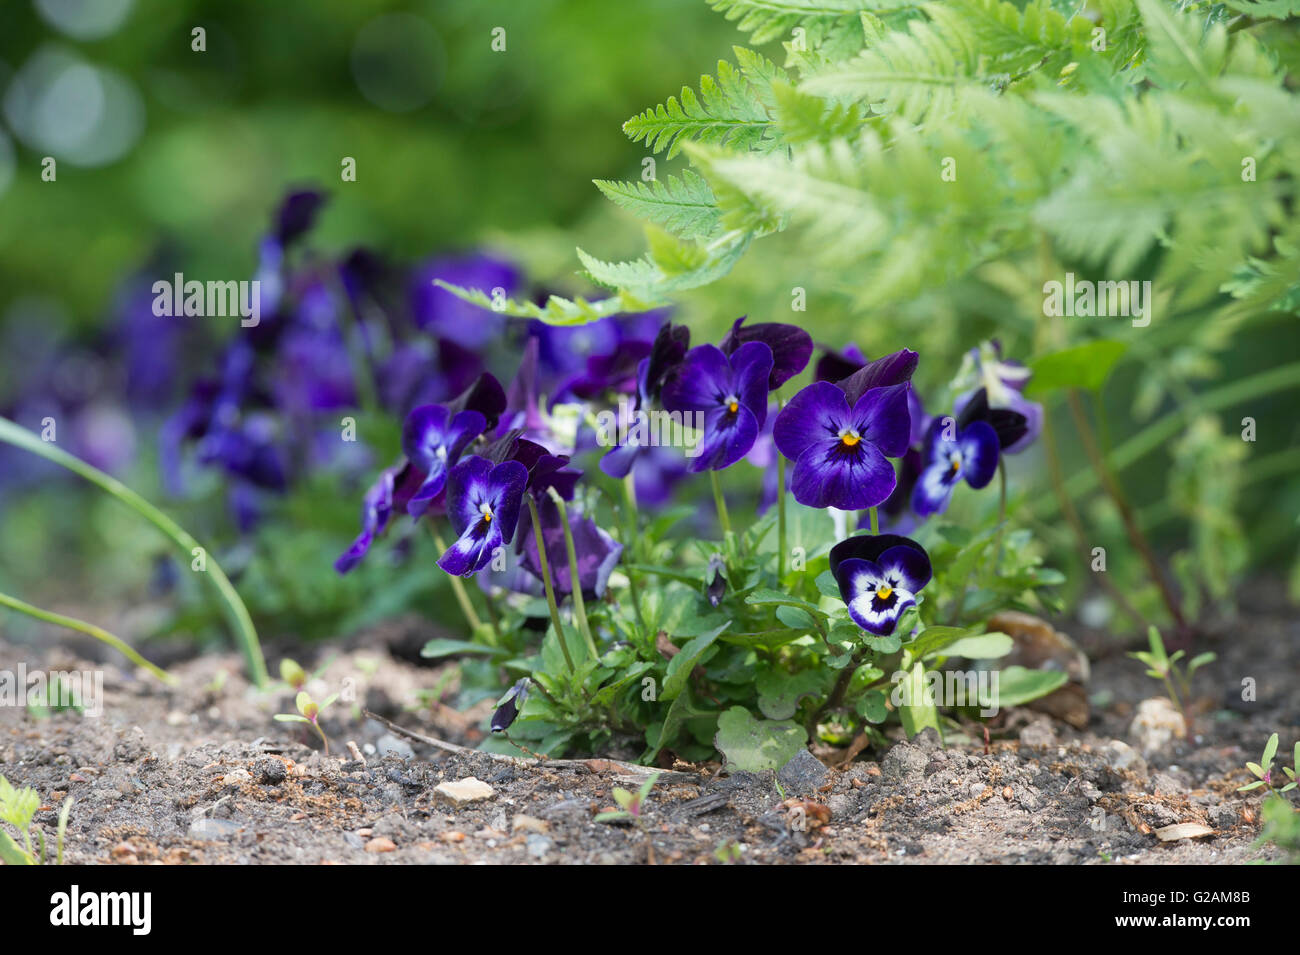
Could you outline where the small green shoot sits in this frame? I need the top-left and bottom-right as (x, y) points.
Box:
(1128, 625), (1215, 724)
(0, 775), (72, 865)
(595, 773), (661, 826)
(274, 690), (339, 755)
(1239, 733), (1299, 794)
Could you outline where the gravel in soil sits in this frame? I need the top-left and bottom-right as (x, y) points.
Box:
(1, 603), (1296, 865)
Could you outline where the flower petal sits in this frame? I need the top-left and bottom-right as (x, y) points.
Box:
(875, 543), (932, 594)
(729, 341), (775, 425)
(790, 436), (896, 509)
(445, 456), (493, 535)
(690, 404), (759, 472)
(852, 383), (911, 458)
(959, 420), (999, 489)
(773, 380), (850, 462)
(720, 317), (812, 390)
(661, 344), (732, 414)
(837, 348), (918, 405)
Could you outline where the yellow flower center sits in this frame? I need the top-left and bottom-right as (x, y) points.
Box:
(727, 400), (739, 413)
(841, 432), (861, 448)
(480, 503), (494, 523)
(949, 452), (962, 473)
(876, 585), (893, 600)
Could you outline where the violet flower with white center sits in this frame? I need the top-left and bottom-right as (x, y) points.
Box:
(436, 455), (528, 577)
(830, 534), (932, 636)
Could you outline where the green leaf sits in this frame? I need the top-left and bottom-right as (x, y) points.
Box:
(0, 829), (33, 865)
(420, 639), (507, 660)
(856, 690), (890, 724)
(905, 626), (972, 660)
(662, 620), (731, 701)
(942, 632), (1014, 660)
(1263, 733), (1280, 768)
(273, 714), (311, 724)
(992, 666), (1069, 708)
(896, 662), (942, 738)
(622, 58), (776, 158)
(594, 171), (722, 240)
(757, 668), (830, 720)
(714, 706), (808, 772)
(814, 569), (842, 600)
(0, 776), (40, 830)
(432, 279), (662, 326)
(1025, 341), (1127, 396)
(706, 0), (875, 46)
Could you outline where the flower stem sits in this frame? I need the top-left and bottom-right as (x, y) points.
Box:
(0, 591), (175, 684)
(868, 506), (879, 536)
(547, 489), (598, 660)
(709, 470), (732, 538)
(430, 527), (485, 636)
(777, 454), (788, 578)
(527, 495), (575, 673)
(993, 459), (1008, 571)
(620, 478), (648, 635)
(0, 415), (268, 688)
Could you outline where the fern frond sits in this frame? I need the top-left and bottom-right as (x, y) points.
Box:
(431, 281), (662, 326)
(576, 230), (753, 296)
(1218, 0), (1300, 19)
(594, 172), (722, 240)
(800, 17), (977, 123)
(622, 58), (777, 158)
(1135, 0), (1229, 87)
(705, 0), (908, 45)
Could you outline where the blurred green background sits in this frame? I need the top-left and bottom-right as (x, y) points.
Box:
(0, 0), (1296, 653)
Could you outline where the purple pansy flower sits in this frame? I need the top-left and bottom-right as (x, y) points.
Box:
(911, 414), (1000, 517)
(437, 456), (528, 577)
(335, 462), (424, 573)
(773, 381), (911, 510)
(661, 342), (773, 472)
(719, 316), (812, 391)
(410, 254), (520, 350)
(517, 496), (623, 599)
(830, 534), (932, 635)
(952, 341), (1042, 453)
(401, 404), (487, 515)
(491, 678), (530, 733)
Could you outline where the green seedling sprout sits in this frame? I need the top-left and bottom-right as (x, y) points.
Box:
(279, 658), (308, 691)
(1239, 733), (1299, 794)
(274, 690), (339, 755)
(595, 773), (661, 826)
(0, 775), (73, 865)
(1128, 625), (1215, 725)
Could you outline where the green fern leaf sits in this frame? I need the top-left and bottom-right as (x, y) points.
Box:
(1135, 0), (1229, 87)
(594, 171), (722, 239)
(431, 280), (663, 326)
(622, 59), (776, 158)
(800, 18), (977, 123)
(1218, 0), (1300, 19)
(705, 0), (900, 45)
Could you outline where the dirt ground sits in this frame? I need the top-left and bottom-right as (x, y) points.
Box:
(1, 591), (1296, 865)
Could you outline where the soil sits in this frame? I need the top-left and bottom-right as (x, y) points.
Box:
(1, 591), (1297, 866)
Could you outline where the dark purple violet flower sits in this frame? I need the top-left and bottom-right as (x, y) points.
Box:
(952, 342), (1041, 453)
(873, 447), (923, 535)
(276, 190), (328, 247)
(437, 456), (528, 577)
(830, 534), (932, 635)
(814, 343), (868, 384)
(508, 436), (582, 500)
(911, 414), (1000, 517)
(401, 404), (487, 515)
(491, 678), (530, 733)
(661, 342), (773, 472)
(640, 321), (691, 405)
(517, 495), (622, 599)
(720, 316), (813, 391)
(447, 372), (508, 433)
(772, 381), (911, 510)
(954, 387), (1029, 452)
(335, 461), (424, 573)
(834, 348), (919, 404)
(706, 553), (727, 607)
